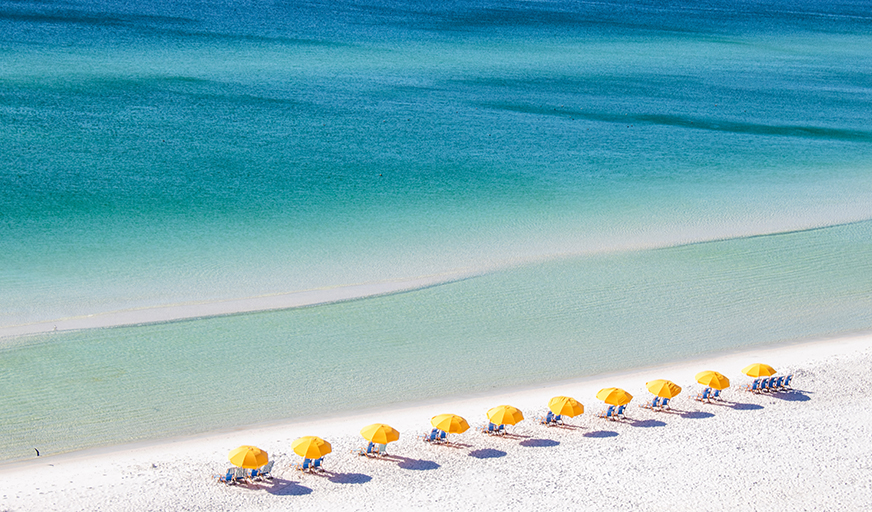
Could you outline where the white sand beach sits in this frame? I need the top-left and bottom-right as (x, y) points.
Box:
(2, 332), (870, 511)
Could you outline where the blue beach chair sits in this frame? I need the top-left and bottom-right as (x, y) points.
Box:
(421, 428), (440, 442)
(215, 468), (237, 484)
(295, 458), (312, 472)
(482, 422), (505, 435)
(772, 376), (785, 390)
(357, 441), (377, 456)
(783, 374), (793, 388)
(660, 397), (670, 409)
(256, 461), (274, 481)
(712, 389), (722, 399)
(696, 388), (712, 402)
(641, 397), (660, 409)
(743, 379), (761, 393)
(615, 405), (627, 419)
(297, 457), (324, 471)
(598, 405), (616, 419)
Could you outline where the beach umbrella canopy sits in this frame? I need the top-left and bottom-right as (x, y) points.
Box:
(228, 445), (268, 469)
(596, 387), (633, 406)
(548, 396), (584, 417)
(291, 436), (332, 459)
(431, 414), (470, 434)
(486, 405), (524, 425)
(360, 423), (400, 444)
(696, 371), (730, 390)
(645, 379), (682, 399)
(742, 363), (777, 378)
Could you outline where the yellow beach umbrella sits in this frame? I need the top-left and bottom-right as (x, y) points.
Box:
(291, 436), (332, 459)
(742, 363), (777, 378)
(695, 371), (730, 390)
(486, 405), (524, 425)
(431, 414), (470, 434)
(360, 423), (400, 445)
(548, 396), (584, 417)
(645, 379), (682, 399)
(596, 387), (633, 406)
(228, 445), (268, 469)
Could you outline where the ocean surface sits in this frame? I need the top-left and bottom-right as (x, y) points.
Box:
(1, 0), (871, 462)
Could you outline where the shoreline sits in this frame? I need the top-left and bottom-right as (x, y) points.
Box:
(2, 331), (870, 510)
(2, 329), (861, 469)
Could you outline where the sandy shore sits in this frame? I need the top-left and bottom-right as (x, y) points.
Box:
(2, 332), (870, 511)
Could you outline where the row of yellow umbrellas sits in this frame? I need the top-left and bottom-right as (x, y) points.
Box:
(228, 436), (335, 470)
(428, 399), (586, 433)
(486, 397), (588, 425)
(598, 363), (776, 404)
(696, 363), (776, 390)
(228, 364), (777, 468)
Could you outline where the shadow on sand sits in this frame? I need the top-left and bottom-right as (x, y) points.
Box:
(680, 411), (715, 419)
(771, 390), (811, 402)
(519, 438), (559, 448)
(730, 402), (764, 411)
(583, 430), (618, 438)
(327, 472), (372, 485)
(395, 457), (440, 471)
(265, 479), (314, 496)
(630, 419), (667, 428)
(468, 448), (508, 459)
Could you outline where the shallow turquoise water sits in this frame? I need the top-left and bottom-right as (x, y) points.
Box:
(1, 221), (871, 461)
(1, 0), (872, 460)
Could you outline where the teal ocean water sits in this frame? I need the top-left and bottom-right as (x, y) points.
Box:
(2, 0), (872, 461)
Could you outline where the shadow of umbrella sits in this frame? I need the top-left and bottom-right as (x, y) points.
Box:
(468, 448), (508, 459)
(583, 430), (619, 438)
(730, 402), (764, 411)
(630, 419), (667, 428)
(519, 438), (559, 448)
(327, 472), (373, 485)
(771, 391), (811, 402)
(265, 479), (314, 496)
(395, 457), (440, 471)
(680, 411), (715, 419)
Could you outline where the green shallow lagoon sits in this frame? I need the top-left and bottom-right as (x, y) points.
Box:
(2, 221), (870, 462)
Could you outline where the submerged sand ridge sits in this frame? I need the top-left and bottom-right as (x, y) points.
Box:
(1, 333), (869, 510)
